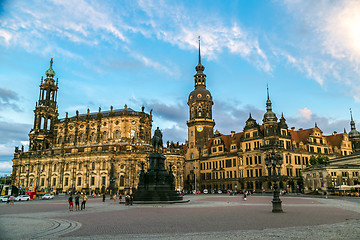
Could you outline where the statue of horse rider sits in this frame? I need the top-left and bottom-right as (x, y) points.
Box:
(152, 127), (163, 152)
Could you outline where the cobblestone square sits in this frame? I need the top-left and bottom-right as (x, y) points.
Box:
(0, 194), (360, 239)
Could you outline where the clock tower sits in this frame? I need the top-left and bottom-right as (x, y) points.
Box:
(186, 37), (215, 159)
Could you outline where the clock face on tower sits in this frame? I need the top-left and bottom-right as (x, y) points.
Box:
(197, 126), (203, 132)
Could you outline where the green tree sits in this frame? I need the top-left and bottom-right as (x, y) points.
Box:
(309, 154), (329, 166)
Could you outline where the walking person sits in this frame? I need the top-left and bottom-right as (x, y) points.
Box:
(9, 195), (15, 205)
(68, 194), (73, 211)
(113, 193), (116, 204)
(243, 191), (247, 201)
(119, 193), (122, 204)
(102, 193), (106, 202)
(81, 194), (87, 210)
(75, 193), (80, 211)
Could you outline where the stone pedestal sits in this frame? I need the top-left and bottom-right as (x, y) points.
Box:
(133, 152), (184, 202)
(272, 200), (283, 213)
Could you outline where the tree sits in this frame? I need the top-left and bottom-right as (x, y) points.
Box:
(309, 154), (329, 166)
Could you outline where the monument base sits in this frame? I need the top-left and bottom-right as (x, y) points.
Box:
(272, 200), (284, 213)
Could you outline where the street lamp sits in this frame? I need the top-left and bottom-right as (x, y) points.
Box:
(265, 150), (283, 213)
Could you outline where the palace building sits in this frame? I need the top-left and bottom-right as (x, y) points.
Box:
(184, 40), (357, 193)
(11, 59), (185, 194)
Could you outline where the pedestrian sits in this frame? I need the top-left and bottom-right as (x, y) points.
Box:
(119, 193), (122, 204)
(130, 194), (133, 206)
(9, 195), (15, 205)
(102, 193), (105, 202)
(75, 193), (80, 211)
(125, 193), (130, 205)
(81, 193), (87, 210)
(113, 193), (116, 204)
(243, 191), (247, 201)
(68, 194), (73, 211)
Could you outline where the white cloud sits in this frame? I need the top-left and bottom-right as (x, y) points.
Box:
(281, 0), (360, 95)
(297, 107), (312, 121)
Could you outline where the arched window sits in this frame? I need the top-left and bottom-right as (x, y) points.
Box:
(91, 132), (96, 141)
(115, 130), (121, 139)
(53, 164), (57, 171)
(120, 175), (125, 186)
(92, 162), (95, 170)
(103, 131), (107, 140)
(130, 130), (136, 139)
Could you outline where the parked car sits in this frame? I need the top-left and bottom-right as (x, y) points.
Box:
(0, 195), (10, 202)
(217, 190), (223, 194)
(203, 189), (208, 194)
(42, 194), (54, 200)
(15, 195), (30, 201)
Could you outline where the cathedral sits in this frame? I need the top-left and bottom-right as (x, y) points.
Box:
(11, 59), (185, 195)
(183, 39), (359, 193)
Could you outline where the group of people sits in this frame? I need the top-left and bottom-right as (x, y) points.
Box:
(102, 193), (133, 205)
(68, 193), (88, 211)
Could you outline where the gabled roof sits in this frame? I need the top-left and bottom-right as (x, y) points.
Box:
(325, 134), (344, 148)
(290, 128), (314, 144)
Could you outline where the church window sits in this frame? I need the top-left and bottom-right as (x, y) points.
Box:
(92, 162), (95, 170)
(102, 176), (106, 185)
(115, 130), (121, 139)
(77, 177), (81, 186)
(191, 131), (193, 137)
(64, 177), (68, 186)
(130, 130), (136, 138)
(47, 119), (51, 130)
(53, 178), (56, 186)
(246, 133), (250, 138)
(103, 131), (108, 140)
(120, 175), (125, 186)
(79, 163), (82, 169)
(53, 164), (57, 171)
(218, 146), (223, 151)
(190, 142), (194, 148)
(41, 178), (44, 186)
(233, 158), (236, 166)
(91, 177), (95, 186)
(212, 147), (217, 153)
(197, 94), (202, 98)
(102, 162), (106, 170)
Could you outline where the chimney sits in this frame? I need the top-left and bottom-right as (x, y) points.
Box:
(231, 131), (235, 137)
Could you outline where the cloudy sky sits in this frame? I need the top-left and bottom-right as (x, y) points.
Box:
(1, 0), (360, 176)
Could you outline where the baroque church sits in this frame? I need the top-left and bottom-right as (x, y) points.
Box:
(11, 59), (185, 194)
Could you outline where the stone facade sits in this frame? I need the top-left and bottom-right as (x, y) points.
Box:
(11, 59), (185, 194)
(184, 41), (356, 193)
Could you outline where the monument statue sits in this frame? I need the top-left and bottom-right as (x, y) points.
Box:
(152, 127), (163, 152)
(133, 127), (186, 203)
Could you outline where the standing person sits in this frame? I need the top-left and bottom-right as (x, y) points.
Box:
(125, 193), (130, 205)
(68, 194), (73, 211)
(243, 191), (247, 201)
(102, 193), (106, 202)
(130, 194), (133, 206)
(113, 193), (116, 204)
(9, 195), (15, 205)
(75, 193), (80, 211)
(119, 193), (122, 204)
(81, 194), (87, 210)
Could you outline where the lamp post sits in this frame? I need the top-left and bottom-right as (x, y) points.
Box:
(265, 150), (284, 213)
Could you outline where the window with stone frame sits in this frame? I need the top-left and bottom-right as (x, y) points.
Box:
(65, 177), (69, 186)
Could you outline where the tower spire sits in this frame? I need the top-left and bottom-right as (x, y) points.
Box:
(350, 108), (356, 130)
(267, 84), (269, 100)
(198, 36), (201, 65)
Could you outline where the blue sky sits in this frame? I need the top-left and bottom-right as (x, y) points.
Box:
(1, 0), (360, 176)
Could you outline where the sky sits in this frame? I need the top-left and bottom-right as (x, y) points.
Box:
(1, 0), (360, 176)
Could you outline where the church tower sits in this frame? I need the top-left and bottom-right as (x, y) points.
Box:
(186, 37), (215, 159)
(348, 109), (360, 152)
(29, 58), (59, 151)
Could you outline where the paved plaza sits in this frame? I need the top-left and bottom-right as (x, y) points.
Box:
(0, 194), (359, 239)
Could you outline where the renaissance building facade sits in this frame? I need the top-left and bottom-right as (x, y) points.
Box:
(11, 59), (185, 194)
(184, 40), (357, 193)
